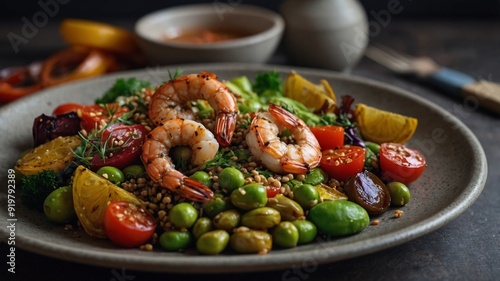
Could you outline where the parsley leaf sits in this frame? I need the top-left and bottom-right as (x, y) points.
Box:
(95, 78), (151, 104)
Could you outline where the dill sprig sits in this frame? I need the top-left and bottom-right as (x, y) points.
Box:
(72, 104), (137, 168)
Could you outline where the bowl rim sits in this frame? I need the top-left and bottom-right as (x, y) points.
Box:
(134, 3), (285, 50)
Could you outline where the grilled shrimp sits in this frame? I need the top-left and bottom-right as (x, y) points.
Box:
(149, 72), (238, 147)
(141, 118), (218, 202)
(246, 104), (322, 174)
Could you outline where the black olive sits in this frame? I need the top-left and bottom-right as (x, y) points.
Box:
(344, 170), (391, 215)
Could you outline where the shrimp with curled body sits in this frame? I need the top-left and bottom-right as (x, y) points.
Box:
(149, 72), (238, 146)
(246, 104), (322, 174)
(141, 118), (218, 202)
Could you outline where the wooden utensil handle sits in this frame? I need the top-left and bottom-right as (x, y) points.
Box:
(461, 80), (500, 114)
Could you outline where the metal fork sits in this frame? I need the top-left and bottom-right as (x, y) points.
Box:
(364, 44), (500, 114)
(365, 45), (440, 76)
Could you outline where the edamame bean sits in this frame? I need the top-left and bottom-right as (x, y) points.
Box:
(190, 171), (213, 187)
(202, 194), (228, 218)
(266, 194), (305, 221)
(192, 217), (214, 239)
(122, 165), (144, 179)
(169, 202), (198, 228)
(304, 168), (328, 185)
(230, 183), (267, 211)
(43, 186), (76, 224)
(230, 229), (272, 254)
(159, 230), (192, 251)
(291, 220), (317, 244)
(365, 141), (380, 154)
(293, 184), (320, 209)
(218, 167), (245, 192)
(387, 182), (411, 206)
(213, 209), (241, 232)
(241, 207), (281, 229)
(196, 230), (230, 255)
(271, 221), (299, 248)
(308, 200), (369, 236)
(97, 166), (125, 184)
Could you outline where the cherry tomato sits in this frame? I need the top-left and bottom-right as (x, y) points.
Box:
(379, 143), (426, 184)
(266, 185), (281, 198)
(52, 103), (84, 115)
(310, 125), (344, 150)
(104, 201), (157, 248)
(90, 123), (149, 171)
(320, 145), (365, 182)
(52, 103), (129, 132)
(80, 104), (129, 132)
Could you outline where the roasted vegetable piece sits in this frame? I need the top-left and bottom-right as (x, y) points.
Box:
(72, 165), (142, 238)
(355, 103), (418, 144)
(33, 112), (81, 147)
(284, 72), (337, 114)
(16, 135), (81, 175)
(344, 170), (391, 215)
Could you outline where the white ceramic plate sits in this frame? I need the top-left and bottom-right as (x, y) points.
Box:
(0, 64), (487, 273)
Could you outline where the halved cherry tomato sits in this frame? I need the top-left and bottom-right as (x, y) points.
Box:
(379, 143), (426, 184)
(266, 185), (281, 198)
(104, 201), (157, 248)
(52, 103), (129, 132)
(310, 125), (344, 150)
(320, 145), (365, 182)
(52, 103), (84, 115)
(90, 123), (149, 171)
(80, 104), (129, 132)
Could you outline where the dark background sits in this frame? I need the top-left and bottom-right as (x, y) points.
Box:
(1, 0), (500, 20)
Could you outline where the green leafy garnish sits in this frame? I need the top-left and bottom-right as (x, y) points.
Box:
(21, 169), (59, 210)
(95, 78), (151, 104)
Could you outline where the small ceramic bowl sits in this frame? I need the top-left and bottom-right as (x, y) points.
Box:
(134, 4), (284, 65)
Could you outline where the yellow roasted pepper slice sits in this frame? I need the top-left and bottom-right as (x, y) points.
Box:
(355, 103), (418, 144)
(72, 165), (142, 238)
(60, 18), (139, 54)
(15, 135), (81, 175)
(284, 72), (337, 113)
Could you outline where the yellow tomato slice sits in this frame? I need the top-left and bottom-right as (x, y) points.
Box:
(355, 103), (418, 144)
(284, 72), (337, 113)
(60, 18), (139, 54)
(72, 165), (142, 238)
(15, 135), (81, 175)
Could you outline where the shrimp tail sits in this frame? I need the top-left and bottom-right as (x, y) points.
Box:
(269, 104), (303, 129)
(216, 112), (237, 147)
(161, 170), (214, 202)
(281, 160), (310, 174)
(182, 177), (215, 202)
